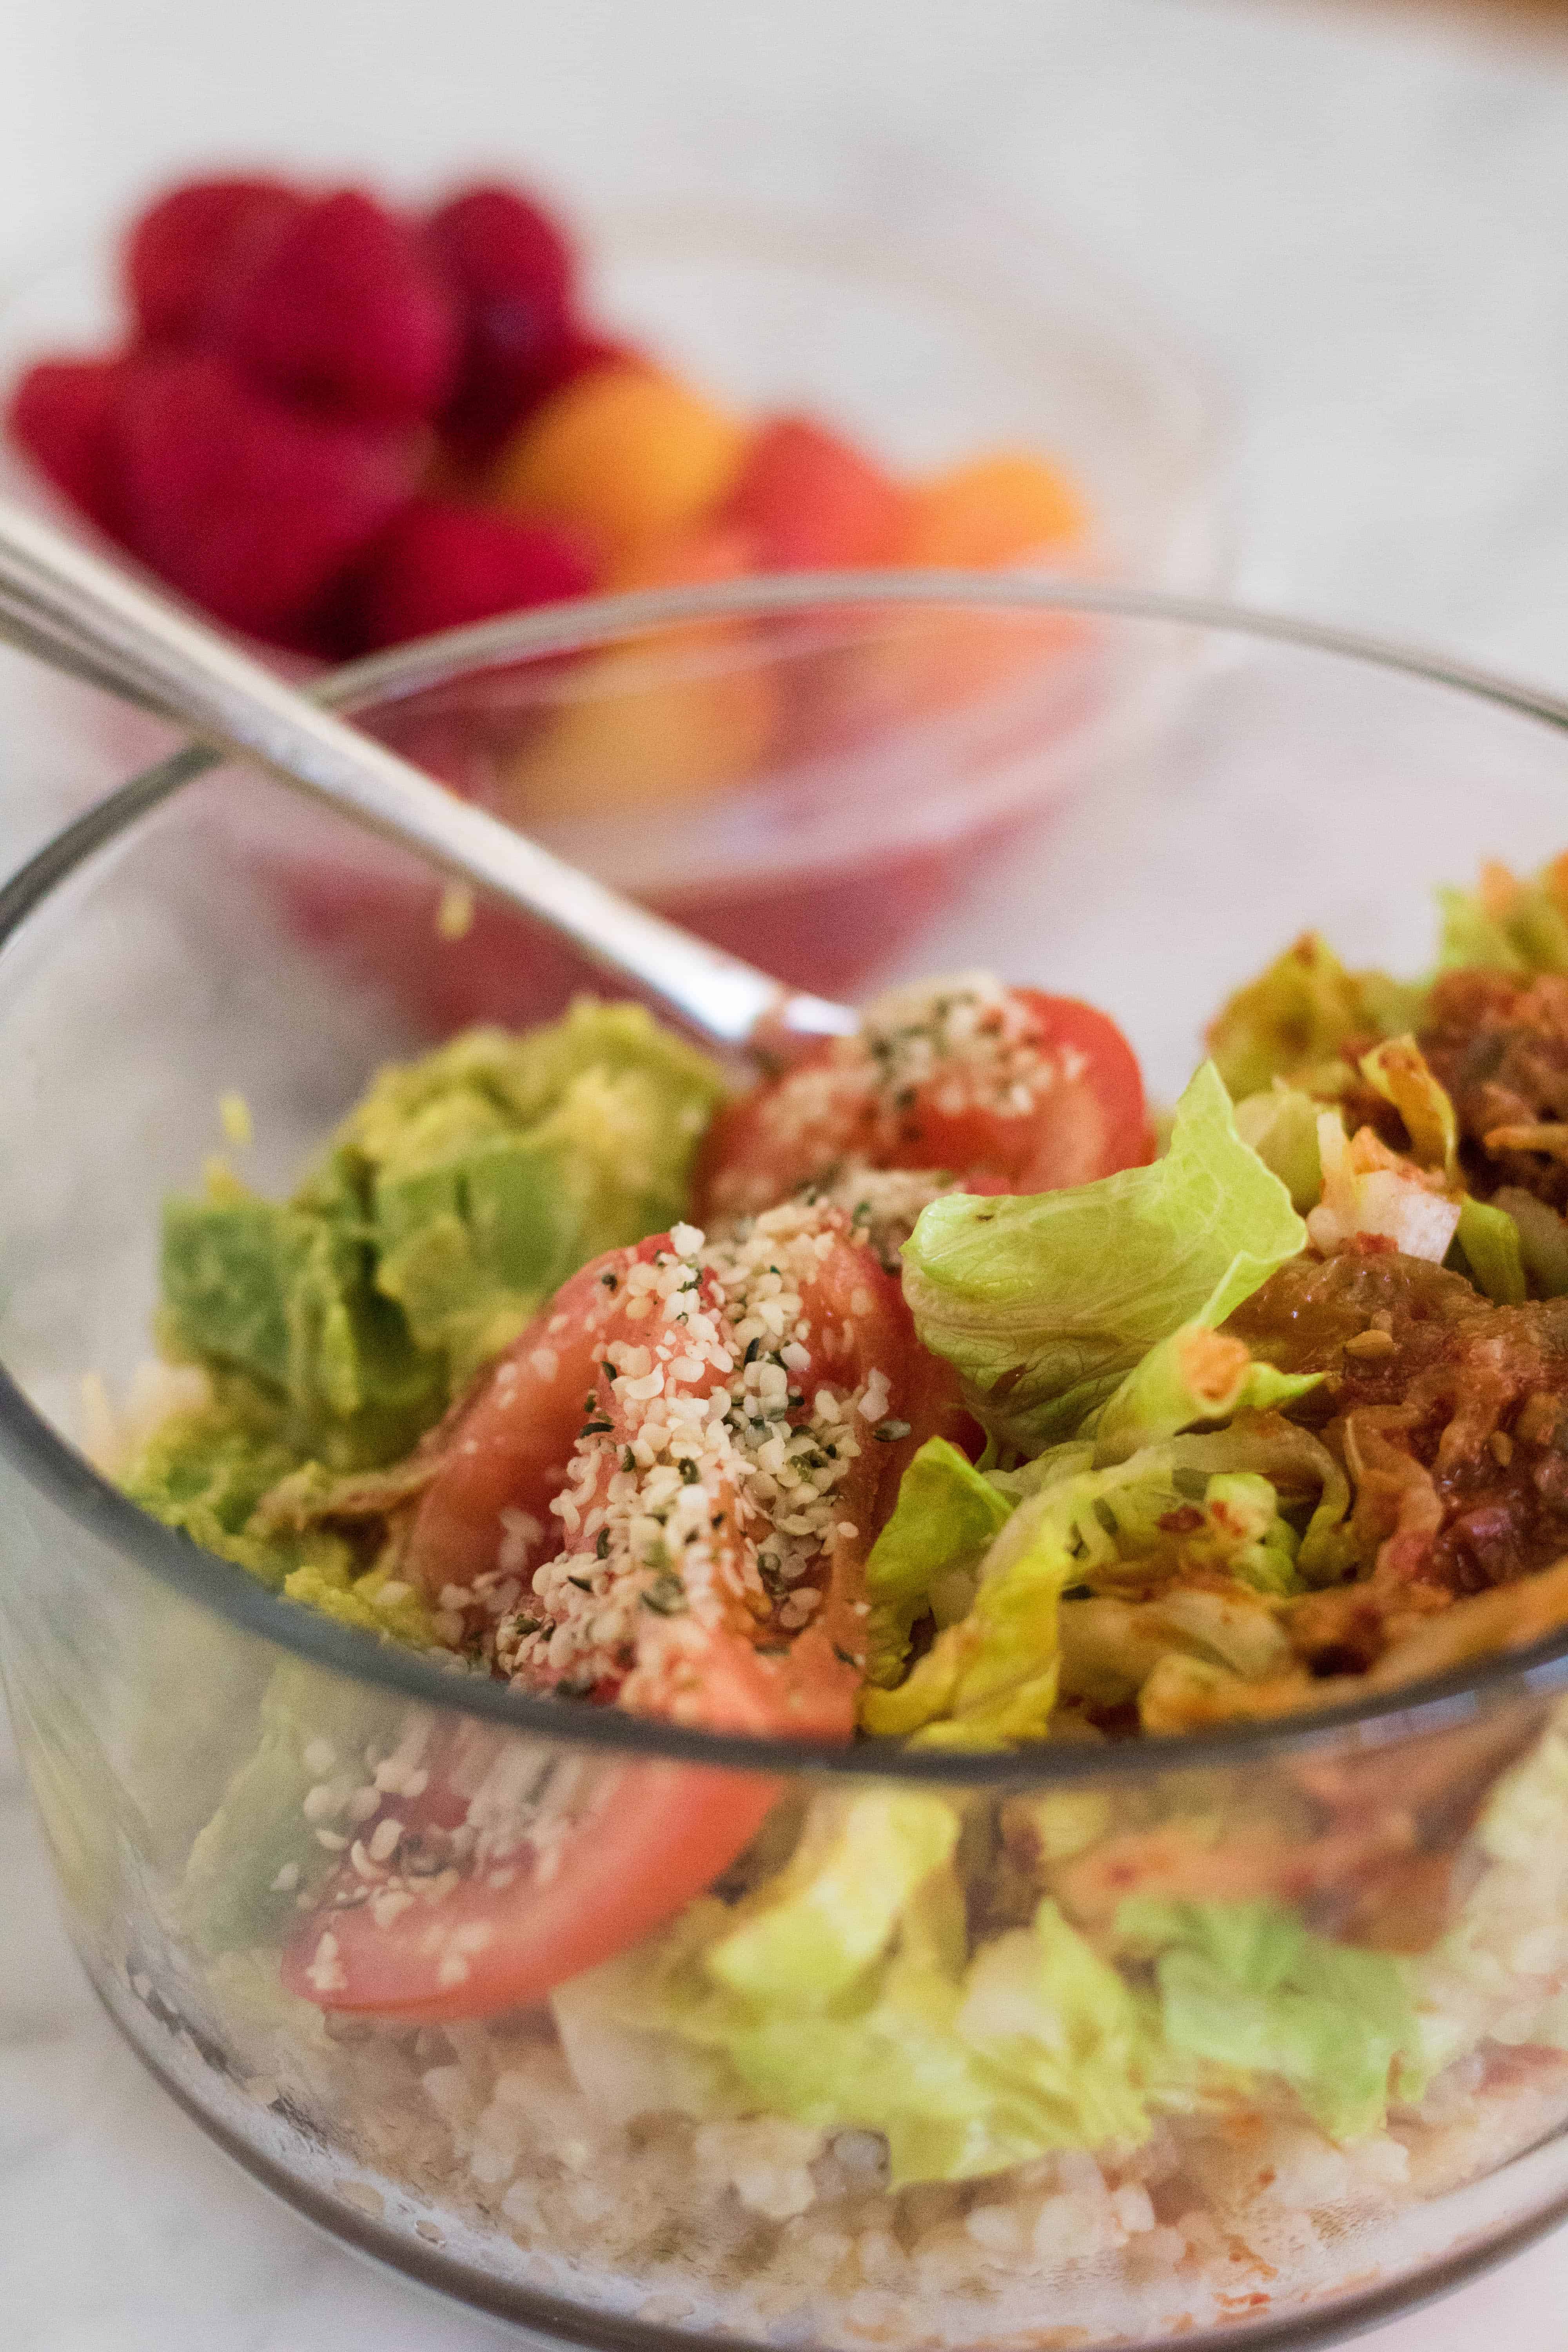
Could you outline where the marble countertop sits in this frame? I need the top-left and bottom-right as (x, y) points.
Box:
(9, 1), (1568, 2344)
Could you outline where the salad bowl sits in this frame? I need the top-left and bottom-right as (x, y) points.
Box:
(7, 580), (1568, 2351)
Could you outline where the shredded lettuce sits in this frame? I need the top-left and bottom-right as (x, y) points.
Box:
(1091, 1324), (1320, 1466)
(1233, 1085), (1325, 1212)
(1206, 935), (1411, 1098)
(862, 1444), (1303, 1746)
(1358, 1036), (1457, 1179)
(903, 1064), (1305, 1451)
(1117, 1896), (1417, 2141)
(555, 1815), (1155, 2186)
(862, 1438), (1015, 1688)
(1452, 1194), (1528, 1306)
(705, 1791), (962, 2008)
(1436, 860), (1568, 978)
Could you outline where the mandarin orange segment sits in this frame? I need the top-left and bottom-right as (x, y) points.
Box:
(496, 633), (780, 822)
(899, 449), (1087, 567)
(488, 363), (751, 566)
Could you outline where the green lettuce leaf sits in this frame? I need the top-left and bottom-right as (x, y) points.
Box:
(706, 1791), (962, 2008)
(862, 1437), (1015, 1687)
(1117, 1896), (1417, 2141)
(1206, 935), (1408, 1097)
(1451, 1194), (1527, 1306)
(1233, 1084), (1326, 1212)
(1091, 1323), (1321, 1466)
(1436, 867), (1568, 978)
(555, 1842), (1153, 2187)
(902, 1063), (1306, 1449)
(862, 1443), (1302, 1748)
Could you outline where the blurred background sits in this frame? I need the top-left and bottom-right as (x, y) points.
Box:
(3, 0), (1568, 678)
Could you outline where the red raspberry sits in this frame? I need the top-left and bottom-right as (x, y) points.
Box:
(113, 350), (417, 647)
(222, 189), (459, 423)
(425, 184), (577, 457)
(125, 177), (307, 342)
(7, 356), (129, 535)
(334, 495), (594, 653)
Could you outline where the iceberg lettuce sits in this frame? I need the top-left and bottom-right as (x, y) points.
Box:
(1205, 935), (1416, 1098)
(1452, 1194), (1527, 1306)
(1436, 861), (1568, 978)
(902, 1064), (1305, 1451)
(1117, 1896), (1417, 2141)
(1091, 1324), (1320, 1465)
(862, 1438), (1016, 1688)
(706, 1790), (962, 2008)
(555, 1812), (1154, 2187)
(861, 1445), (1302, 1748)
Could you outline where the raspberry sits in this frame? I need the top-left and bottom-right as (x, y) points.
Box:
(124, 176), (307, 342)
(7, 356), (129, 535)
(113, 350), (417, 646)
(425, 184), (577, 457)
(222, 189), (459, 423)
(334, 495), (594, 653)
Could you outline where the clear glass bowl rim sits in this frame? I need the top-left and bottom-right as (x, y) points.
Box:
(8, 565), (1568, 1788)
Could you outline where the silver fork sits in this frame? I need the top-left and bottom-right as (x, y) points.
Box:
(0, 498), (857, 1057)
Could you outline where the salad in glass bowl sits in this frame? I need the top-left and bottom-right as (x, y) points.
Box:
(7, 583), (1568, 2352)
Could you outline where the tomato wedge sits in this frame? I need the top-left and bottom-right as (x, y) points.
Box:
(698, 981), (1151, 1220)
(281, 1747), (778, 2024)
(285, 1203), (951, 2020)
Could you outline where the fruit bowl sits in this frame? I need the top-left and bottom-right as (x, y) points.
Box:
(0, 179), (1225, 1001)
(8, 584), (1568, 2352)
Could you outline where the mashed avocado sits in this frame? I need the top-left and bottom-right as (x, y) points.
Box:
(131, 1001), (725, 1584)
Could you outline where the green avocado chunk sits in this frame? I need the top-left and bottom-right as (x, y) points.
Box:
(156, 1002), (726, 1472)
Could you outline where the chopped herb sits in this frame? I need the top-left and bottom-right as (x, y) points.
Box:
(567, 1573), (595, 1593)
(596, 1530), (610, 1559)
(743, 1336), (762, 1365)
(513, 1616), (541, 1636)
(580, 1417), (614, 1436)
(833, 1644), (858, 1668)
(756, 1642), (791, 1656)
(678, 1456), (701, 1484)
(601, 1271), (619, 1290)
(602, 1361), (617, 1381)
(622, 1447), (636, 1471)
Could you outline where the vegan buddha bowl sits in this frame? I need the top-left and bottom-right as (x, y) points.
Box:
(8, 581), (1568, 2352)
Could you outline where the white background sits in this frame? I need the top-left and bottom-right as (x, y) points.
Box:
(6, 1), (1568, 2344)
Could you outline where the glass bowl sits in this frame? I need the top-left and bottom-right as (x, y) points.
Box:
(7, 580), (1568, 2352)
(0, 177), (1225, 1002)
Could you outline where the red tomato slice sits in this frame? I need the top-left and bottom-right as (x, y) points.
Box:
(404, 1237), (667, 1599)
(281, 1752), (778, 2024)
(287, 1212), (943, 2021)
(697, 984), (1151, 1220)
